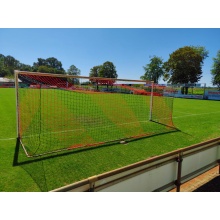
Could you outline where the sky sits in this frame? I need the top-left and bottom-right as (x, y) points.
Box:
(1, 28), (220, 86)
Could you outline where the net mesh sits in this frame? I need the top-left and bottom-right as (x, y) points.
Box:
(16, 72), (175, 156)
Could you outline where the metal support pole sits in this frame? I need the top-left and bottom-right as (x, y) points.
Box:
(149, 81), (154, 121)
(14, 70), (20, 140)
(88, 176), (98, 192)
(203, 83), (206, 99)
(175, 152), (183, 192)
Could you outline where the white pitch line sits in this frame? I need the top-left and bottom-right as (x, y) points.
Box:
(5, 111), (219, 140)
(0, 137), (16, 141)
(22, 120), (150, 138)
(173, 111), (220, 119)
(148, 111), (220, 121)
(174, 111), (194, 115)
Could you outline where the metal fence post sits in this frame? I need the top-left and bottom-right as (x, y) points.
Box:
(175, 152), (183, 192)
(88, 176), (98, 192)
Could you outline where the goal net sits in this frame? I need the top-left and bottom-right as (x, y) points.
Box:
(15, 71), (175, 157)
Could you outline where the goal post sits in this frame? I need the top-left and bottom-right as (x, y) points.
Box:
(15, 70), (175, 157)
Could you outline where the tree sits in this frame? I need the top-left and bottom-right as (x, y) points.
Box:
(140, 56), (164, 83)
(0, 55), (4, 76)
(67, 65), (81, 76)
(211, 50), (220, 89)
(99, 61), (118, 79)
(164, 46), (208, 94)
(89, 65), (101, 77)
(0, 53), (66, 78)
(0, 55), (11, 77)
(162, 72), (170, 82)
(191, 46), (209, 60)
(89, 65), (101, 90)
(33, 57), (65, 74)
(37, 66), (55, 73)
(4, 55), (20, 69)
(33, 58), (47, 68)
(67, 65), (81, 84)
(46, 57), (64, 72)
(0, 54), (21, 77)
(18, 63), (32, 71)
(89, 61), (117, 90)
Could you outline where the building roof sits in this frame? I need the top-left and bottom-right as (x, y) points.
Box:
(0, 77), (21, 82)
(0, 77), (11, 82)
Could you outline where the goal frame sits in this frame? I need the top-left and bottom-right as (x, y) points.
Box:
(15, 70), (156, 157)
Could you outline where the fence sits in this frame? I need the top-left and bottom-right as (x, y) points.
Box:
(164, 83), (220, 100)
(51, 137), (220, 192)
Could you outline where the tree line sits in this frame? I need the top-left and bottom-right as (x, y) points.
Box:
(141, 46), (220, 90)
(1, 45), (220, 89)
(0, 54), (117, 81)
(0, 54), (81, 78)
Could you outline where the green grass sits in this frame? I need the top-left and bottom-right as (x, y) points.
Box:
(19, 88), (173, 156)
(0, 88), (220, 191)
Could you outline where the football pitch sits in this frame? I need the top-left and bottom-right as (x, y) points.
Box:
(0, 88), (220, 191)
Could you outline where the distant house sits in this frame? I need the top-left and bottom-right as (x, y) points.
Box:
(0, 77), (11, 82)
(0, 77), (16, 88)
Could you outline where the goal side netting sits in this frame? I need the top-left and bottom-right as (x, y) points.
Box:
(15, 71), (175, 157)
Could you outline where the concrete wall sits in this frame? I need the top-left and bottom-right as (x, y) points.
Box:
(51, 138), (220, 192)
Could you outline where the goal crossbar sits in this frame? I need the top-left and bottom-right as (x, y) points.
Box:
(15, 70), (152, 83)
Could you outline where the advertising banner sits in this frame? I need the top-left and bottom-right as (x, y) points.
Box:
(204, 90), (220, 100)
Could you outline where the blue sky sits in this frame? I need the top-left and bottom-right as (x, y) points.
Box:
(1, 28), (220, 86)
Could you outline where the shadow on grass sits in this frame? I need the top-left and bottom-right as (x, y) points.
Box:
(13, 128), (180, 166)
(12, 128), (181, 192)
(13, 138), (48, 191)
(13, 138), (20, 167)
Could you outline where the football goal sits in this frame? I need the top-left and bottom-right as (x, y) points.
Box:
(15, 71), (175, 157)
